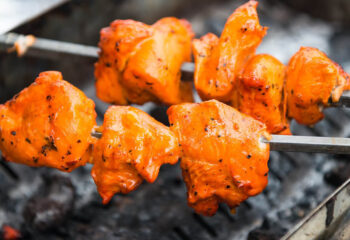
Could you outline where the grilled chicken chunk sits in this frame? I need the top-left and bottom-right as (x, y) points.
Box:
(91, 106), (180, 204)
(95, 17), (194, 105)
(286, 47), (350, 125)
(236, 54), (290, 134)
(168, 100), (270, 215)
(0, 71), (96, 171)
(192, 1), (267, 102)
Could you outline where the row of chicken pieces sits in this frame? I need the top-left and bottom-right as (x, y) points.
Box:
(0, 71), (269, 216)
(95, 0), (350, 133)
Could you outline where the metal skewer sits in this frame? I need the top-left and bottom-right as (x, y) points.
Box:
(266, 135), (350, 154)
(0, 32), (98, 59)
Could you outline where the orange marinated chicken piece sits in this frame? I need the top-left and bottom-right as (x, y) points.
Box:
(95, 20), (152, 105)
(91, 106), (180, 204)
(0, 71), (97, 172)
(286, 47), (350, 125)
(236, 54), (290, 134)
(168, 100), (270, 216)
(95, 17), (194, 105)
(192, 1), (267, 102)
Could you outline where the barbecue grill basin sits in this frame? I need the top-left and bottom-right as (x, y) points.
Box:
(1, 0), (350, 239)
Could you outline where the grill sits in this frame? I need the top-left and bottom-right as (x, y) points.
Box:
(1, 0), (350, 239)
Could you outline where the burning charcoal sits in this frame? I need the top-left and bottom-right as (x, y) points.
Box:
(22, 173), (75, 231)
(324, 163), (350, 187)
(2, 225), (21, 240)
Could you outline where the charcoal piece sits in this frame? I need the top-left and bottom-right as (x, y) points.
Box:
(248, 218), (286, 240)
(23, 173), (75, 231)
(247, 229), (282, 240)
(324, 163), (350, 187)
(149, 105), (169, 126)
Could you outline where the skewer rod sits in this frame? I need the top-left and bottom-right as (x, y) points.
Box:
(0, 32), (98, 58)
(266, 135), (350, 154)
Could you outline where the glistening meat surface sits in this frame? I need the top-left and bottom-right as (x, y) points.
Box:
(0, 71), (96, 171)
(168, 100), (270, 215)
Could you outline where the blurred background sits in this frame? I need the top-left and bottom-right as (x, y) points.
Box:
(0, 0), (350, 239)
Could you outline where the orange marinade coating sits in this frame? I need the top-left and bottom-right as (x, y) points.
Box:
(0, 71), (97, 172)
(167, 100), (270, 216)
(95, 17), (194, 105)
(236, 54), (290, 134)
(286, 47), (350, 125)
(192, 1), (267, 102)
(91, 106), (180, 204)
